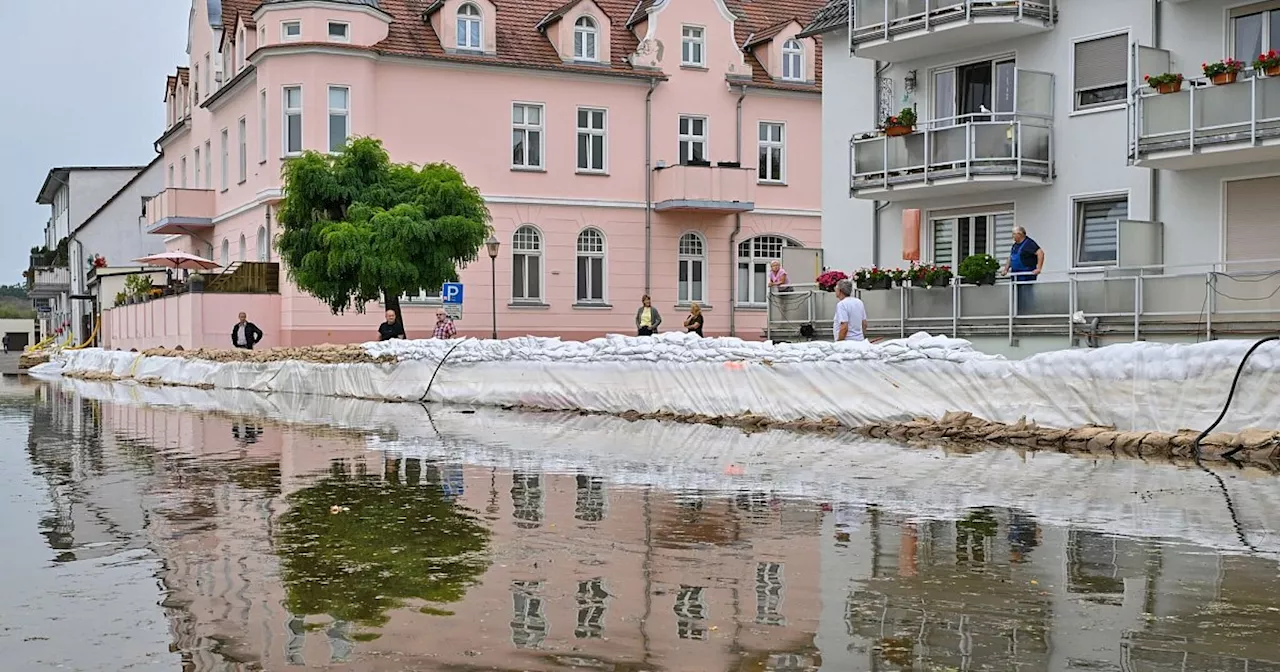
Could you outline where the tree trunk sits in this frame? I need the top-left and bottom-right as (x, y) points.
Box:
(384, 292), (404, 331)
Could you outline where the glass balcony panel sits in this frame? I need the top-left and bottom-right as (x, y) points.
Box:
(930, 126), (968, 164)
(1020, 124), (1052, 163)
(1141, 275), (1203, 315)
(958, 285), (1010, 319)
(860, 289), (902, 321)
(853, 138), (886, 175)
(906, 287), (953, 320)
(972, 123), (1014, 161)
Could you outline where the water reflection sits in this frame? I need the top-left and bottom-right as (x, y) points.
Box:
(5, 379), (1280, 671)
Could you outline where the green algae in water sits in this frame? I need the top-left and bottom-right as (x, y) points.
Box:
(276, 472), (491, 627)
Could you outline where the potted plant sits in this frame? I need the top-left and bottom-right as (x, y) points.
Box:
(1255, 50), (1280, 77)
(925, 265), (953, 288)
(1203, 58), (1244, 85)
(882, 107), (917, 137)
(114, 291), (126, 308)
(889, 268), (908, 287)
(816, 269), (848, 292)
(958, 253), (1000, 286)
(853, 267), (891, 290)
(1144, 72), (1184, 94)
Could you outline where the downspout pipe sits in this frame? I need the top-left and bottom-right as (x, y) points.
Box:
(1149, 0), (1161, 225)
(644, 77), (658, 295)
(729, 84), (747, 337)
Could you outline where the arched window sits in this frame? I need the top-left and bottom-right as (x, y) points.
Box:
(257, 226), (268, 261)
(220, 238), (230, 266)
(678, 232), (706, 304)
(511, 225), (542, 302)
(575, 228), (606, 303)
(781, 39), (803, 81)
(736, 235), (798, 304)
(574, 16), (598, 61)
(238, 234), (246, 261)
(457, 3), (482, 50)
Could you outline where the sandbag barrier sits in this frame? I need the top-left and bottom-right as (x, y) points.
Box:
(506, 407), (1280, 470)
(140, 344), (395, 364)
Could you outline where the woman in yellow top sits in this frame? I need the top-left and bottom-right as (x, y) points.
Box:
(635, 295), (662, 336)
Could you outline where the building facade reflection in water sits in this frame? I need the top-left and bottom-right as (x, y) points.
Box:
(15, 382), (1280, 671)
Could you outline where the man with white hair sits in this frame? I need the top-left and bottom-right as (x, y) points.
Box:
(833, 278), (869, 342)
(1002, 225), (1044, 313)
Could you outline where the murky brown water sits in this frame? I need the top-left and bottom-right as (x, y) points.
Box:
(3, 378), (1280, 671)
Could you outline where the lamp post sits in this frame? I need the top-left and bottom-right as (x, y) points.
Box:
(485, 234), (500, 340)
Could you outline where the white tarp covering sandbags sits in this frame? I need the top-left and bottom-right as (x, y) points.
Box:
(32, 332), (1280, 433)
(57, 378), (1280, 558)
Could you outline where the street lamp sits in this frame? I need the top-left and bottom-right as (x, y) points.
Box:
(485, 234), (500, 340)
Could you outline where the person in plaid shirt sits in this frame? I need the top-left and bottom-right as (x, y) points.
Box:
(433, 309), (457, 339)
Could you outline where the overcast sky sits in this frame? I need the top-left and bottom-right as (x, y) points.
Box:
(0, 0), (189, 284)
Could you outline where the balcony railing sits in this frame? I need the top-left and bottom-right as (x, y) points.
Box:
(850, 111), (1053, 201)
(146, 187), (215, 235)
(1132, 72), (1280, 170)
(29, 267), (71, 298)
(850, 0), (1056, 62)
(767, 259), (1280, 345)
(652, 163), (756, 213)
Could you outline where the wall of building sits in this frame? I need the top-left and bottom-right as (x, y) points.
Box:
(103, 292), (281, 351)
(819, 29), (878, 272)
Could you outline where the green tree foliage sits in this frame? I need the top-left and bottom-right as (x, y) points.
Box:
(276, 137), (491, 327)
(276, 468), (491, 626)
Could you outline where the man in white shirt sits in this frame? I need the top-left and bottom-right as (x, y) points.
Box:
(832, 278), (868, 341)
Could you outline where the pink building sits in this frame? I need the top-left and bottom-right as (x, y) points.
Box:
(103, 0), (827, 349)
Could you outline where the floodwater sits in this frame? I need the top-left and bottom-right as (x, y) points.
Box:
(3, 379), (1280, 672)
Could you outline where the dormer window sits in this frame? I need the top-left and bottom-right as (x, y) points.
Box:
(282, 20), (301, 41)
(328, 21), (349, 42)
(782, 39), (803, 81)
(574, 16), (598, 61)
(457, 3), (482, 50)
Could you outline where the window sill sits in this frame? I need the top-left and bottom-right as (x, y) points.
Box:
(681, 64), (708, 71)
(281, 153), (302, 160)
(508, 301), (550, 309)
(757, 180), (787, 187)
(511, 166), (546, 173)
(258, 159), (268, 165)
(576, 170), (609, 176)
(1069, 102), (1126, 117)
(734, 304), (767, 312)
(572, 302), (612, 309)
(237, 179), (247, 186)
(675, 303), (712, 311)
(220, 188), (229, 193)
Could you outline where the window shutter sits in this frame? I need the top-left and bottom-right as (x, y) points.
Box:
(994, 213), (1015, 257)
(932, 219), (954, 266)
(1074, 34), (1127, 92)
(1225, 176), (1280, 262)
(1076, 199), (1127, 264)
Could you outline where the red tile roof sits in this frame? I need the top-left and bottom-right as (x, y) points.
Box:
(332, 0), (824, 89)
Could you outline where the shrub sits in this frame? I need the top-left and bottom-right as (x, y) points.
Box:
(883, 107), (916, 128)
(958, 253), (999, 284)
(816, 270), (848, 292)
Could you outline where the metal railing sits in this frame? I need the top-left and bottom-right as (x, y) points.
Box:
(851, 0), (1055, 42)
(1134, 70), (1280, 157)
(767, 259), (1280, 345)
(850, 112), (1053, 192)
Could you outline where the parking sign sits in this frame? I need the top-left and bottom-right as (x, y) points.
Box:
(442, 282), (464, 304)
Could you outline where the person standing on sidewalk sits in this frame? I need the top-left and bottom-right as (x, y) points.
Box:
(231, 312), (264, 349)
(432, 309), (457, 339)
(378, 309), (406, 341)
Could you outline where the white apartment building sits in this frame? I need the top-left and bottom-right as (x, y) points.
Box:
(798, 0), (1280, 354)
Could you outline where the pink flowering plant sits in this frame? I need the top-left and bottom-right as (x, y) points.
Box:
(816, 269), (848, 292)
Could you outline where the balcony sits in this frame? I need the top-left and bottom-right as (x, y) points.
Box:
(850, 112), (1053, 201)
(850, 0), (1056, 63)
(29, 267), (71, 298)
(1133, 73), (1280, 170)
(652, 163), (756, 213)
(146, 187), (215, 235)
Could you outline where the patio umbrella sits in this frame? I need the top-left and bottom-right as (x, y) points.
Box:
(132, 251), (221, 270)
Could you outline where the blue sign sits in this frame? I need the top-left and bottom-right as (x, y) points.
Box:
(441, 282), (464, 304)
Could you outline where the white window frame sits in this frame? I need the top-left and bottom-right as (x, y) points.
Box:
(927, 209), (1014, 267)
(1071, 30), (1129, 112)
(457, 3), (482, 51)
(282, 20), (301, 42)
(575, 227), (607, 304)
(327, 21), (350, 43)
(511, 224), (544, 303)
(512, 102), (545, 170)
(180, 156), (187, 188)
(259, 89), (268, 162)
(781, 39), (803, 81)
(757, 121), (785, 184)
(168, 164), (175, 186)
(204, 140), (212, 188)
(678, 231), (708, 305)
(283, 85), (303, 156)
(193, 146), (201, 186)
(1229, 3), (1280, 67)
(257, 225), (269, 261)
(681, 25), (705, 67)
(1072, 193), (1128, 268)
(573, 16), (598, 61)
(238, 234), (246, 261)
(220, 238), (230, 266)
(237, 117), (247, 183)
(258, 25), (266, 47)
(736, 235), (796, 305)
(237, 29), (246, 72)
(203, 53), (210, 96)
(678, 115), (708, 165)
(328, 85), (350, 153)
(576, 107), (607, 173)
(219, 128), (229, 191)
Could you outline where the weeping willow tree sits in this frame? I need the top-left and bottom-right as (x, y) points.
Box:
(276, 137), (491, 327)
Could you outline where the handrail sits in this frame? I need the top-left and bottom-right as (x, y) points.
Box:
(1134, 70), (1280, 153)
(852, 0), (1054, 36)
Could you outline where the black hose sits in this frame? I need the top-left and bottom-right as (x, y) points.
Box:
(419, 340), (465, 403)
(1193, 335), (1278, 459)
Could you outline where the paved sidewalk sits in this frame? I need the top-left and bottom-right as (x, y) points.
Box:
(0, 352), (23, 376)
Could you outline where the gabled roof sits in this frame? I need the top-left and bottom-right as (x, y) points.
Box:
(535, 0), (611, 32)
(743, 17), (797, 49)
(72, 156), (165, 237)
(797, 0), (846, 38)
(36, 166), (150, 206)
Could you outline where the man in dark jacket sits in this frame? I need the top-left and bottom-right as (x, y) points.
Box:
(378, 308), (406, 341)
(231, 312), (264, 349)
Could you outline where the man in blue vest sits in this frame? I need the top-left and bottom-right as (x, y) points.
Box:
(1002, 226), (1044, 314)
